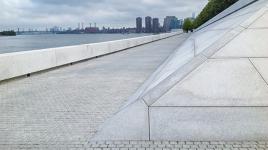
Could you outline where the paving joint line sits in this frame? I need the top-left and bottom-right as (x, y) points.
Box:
(136, 34), (190, 99)
(248, 58), (268, 86)
(244, 8), (268, 28)
(122, 34), (188, 110)
(148, 106), (151, 141)
(209, 57), (268, 59)
(248, 27), (268, 29)
(239, 25), (247, 29)
(142, 97), (149, 107)
(208, 57), (249, 60)
(148, 57), (206, 107)
(201, 26), (245, 59)
(150, 106), (268, 108)
(193, 38), (196, 57)
(195, 0), (258, 31)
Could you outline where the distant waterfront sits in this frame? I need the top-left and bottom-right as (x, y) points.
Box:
(0, 31), (16, 36)
(0, 33), (150, 54)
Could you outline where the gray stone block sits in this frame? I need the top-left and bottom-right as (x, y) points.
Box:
(152, 59), (268, 106)
(150, 107), (268, 141)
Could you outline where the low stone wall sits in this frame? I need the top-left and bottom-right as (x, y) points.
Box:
(0, 31), (181, 81)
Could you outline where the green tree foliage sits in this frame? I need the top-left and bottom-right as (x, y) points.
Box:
(193, 0), (238, 29)
(0, 31), (16, 36)
(182, 18), (194, 33)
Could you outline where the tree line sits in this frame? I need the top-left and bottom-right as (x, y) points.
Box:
(0, 31), (16, 36)
(183, 0), (238, 32)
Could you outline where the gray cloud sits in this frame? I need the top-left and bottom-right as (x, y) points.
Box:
(0, 0), (207, 30)
(32, 0), (103, 7)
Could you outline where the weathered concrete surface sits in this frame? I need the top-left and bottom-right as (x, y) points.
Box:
(0, 34), (188, 146)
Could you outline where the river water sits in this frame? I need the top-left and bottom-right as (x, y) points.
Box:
(0, 33), (150, 54)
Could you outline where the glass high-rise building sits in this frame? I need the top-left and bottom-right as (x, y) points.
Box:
(145, 16), (152, 33)
(136, 17), (142, 33)
(152, 18), (159, 34)
(163, 16), (181, 32)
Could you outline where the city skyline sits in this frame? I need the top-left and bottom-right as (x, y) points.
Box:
(2, 14), (191, 33)
(0, 0), (207, 30)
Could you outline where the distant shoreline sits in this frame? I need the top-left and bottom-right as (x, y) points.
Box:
(0, 33), (149, 54)
(16, 32), (148, 35)
(0, 31), (16, 36)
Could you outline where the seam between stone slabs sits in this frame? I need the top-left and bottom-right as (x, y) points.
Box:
(198, 28), (233, 33)
(141, 99), (150, 141)
(141, 16), (252, 107)
(142, 97), (149, 106)
(89, 98), (149, 141)
(243, 8), (268, 28)
(90, 99), (151, 141)
(203, 26), (245, 58)
(209, 57), (268, 59)
(209, 6), (268, 31)
(207, 28), (234, 31)
(193, 39), (196, 57)
(136, 34), (190, 98)
(120, 34), (189, 108)
(200, 53), (208, 59)
(148, 106), (151, 141)
(211, 27), (245, 31)
(120, 34), (189, 110)
(195, 0), (258, 31)
(143, 25), (242, 106)
(224, 7), (264, 20)
(146, 57), (266, 107)
(248, 27), (268, 29)
(208, 57), (249, 60)
(150, 106), (268, 108)
(90, 34), (185, 112)
(148, 56), (207, 107)
(248, 58), (268, 86)
(196, 29), (231, 34)
(239, 25), (247, 29)
(146, 55), (207, 106)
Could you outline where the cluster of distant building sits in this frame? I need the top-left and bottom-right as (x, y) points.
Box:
(48, 23), (137, 34)
(136, 16), (184, 34)
(14, 14), (195, 35)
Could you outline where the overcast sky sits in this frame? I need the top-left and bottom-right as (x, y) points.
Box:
(0, 0), (208, 30)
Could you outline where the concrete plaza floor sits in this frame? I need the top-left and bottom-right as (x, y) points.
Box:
(0, 34), (188, 148)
